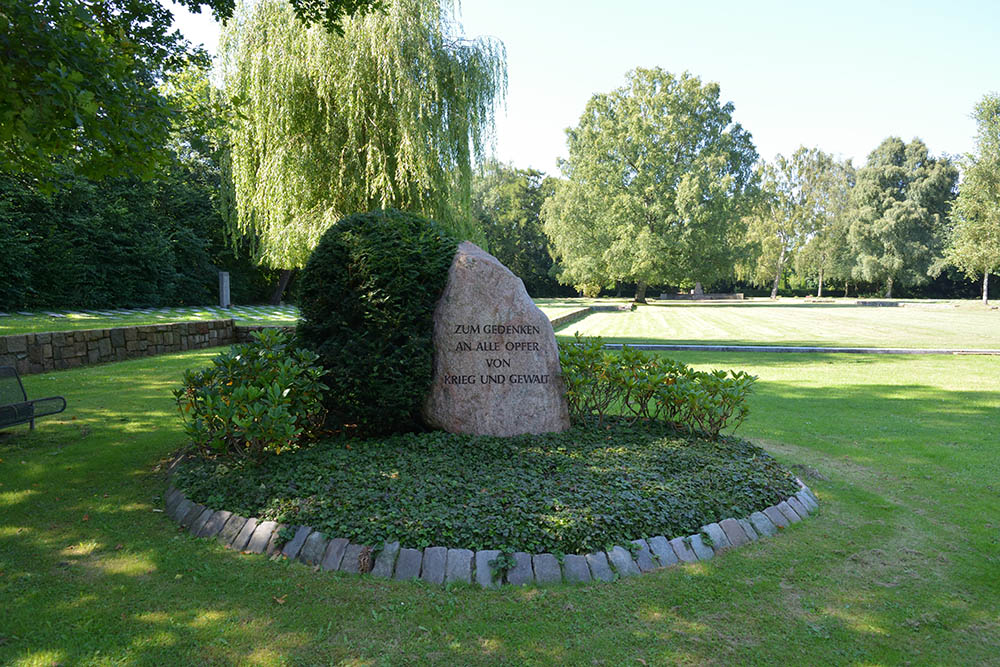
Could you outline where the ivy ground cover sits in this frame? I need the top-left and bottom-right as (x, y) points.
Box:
(173, 421), (799, 555)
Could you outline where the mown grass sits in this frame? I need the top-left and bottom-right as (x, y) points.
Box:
(0, 306), (298, 335)
(553, 298), (1000, 349)
(2, 345), (998, 664)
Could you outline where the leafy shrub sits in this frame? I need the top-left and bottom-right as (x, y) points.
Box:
(174, 329), (328, 461)
(559, 334), (756, 438)
(296, 209), (457, 435)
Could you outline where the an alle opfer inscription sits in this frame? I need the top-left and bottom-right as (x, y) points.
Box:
(441, 322), (550, 387)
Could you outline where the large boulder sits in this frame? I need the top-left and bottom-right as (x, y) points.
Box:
(422, 242), (570, 436)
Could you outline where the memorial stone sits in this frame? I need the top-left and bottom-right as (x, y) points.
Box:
(423, 242), (570, 436)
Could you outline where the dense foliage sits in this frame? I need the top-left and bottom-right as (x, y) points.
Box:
(848, 138), (958, 298)
(946, 94), (1000, 304)
(0, 166), (271, 310)
(173, 419), (800, 554)
(542, 68), (759, 301)
(220, 0), (504, 270)
(559, 336), (756, 439)
(473, 161), (568, 297)
(174, 329), (328, 461)
(297, 209), (457, 434)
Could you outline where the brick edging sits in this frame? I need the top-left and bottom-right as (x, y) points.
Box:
(164, 459), (820, 587)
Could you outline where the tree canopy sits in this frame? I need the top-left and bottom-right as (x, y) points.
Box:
(220, 0), (505, 269)
(848, 137), (957, 298)
(946, 94), (1000, 304)
(473, 161), (563, 296)
(740, 147), (854, 298)
(541, 68), (758, 301)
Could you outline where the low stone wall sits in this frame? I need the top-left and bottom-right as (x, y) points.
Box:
(547, 307), (593, 331)
(0, 320), (236, 375)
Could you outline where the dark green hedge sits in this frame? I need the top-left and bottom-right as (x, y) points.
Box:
(0, 167), (273, 310)
(296, 209), (457, 435)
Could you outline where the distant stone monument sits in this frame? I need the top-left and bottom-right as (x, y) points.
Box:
(423, 242), (571, 436)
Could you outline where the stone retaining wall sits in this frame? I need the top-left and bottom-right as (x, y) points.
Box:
(0, 320), (236, 375)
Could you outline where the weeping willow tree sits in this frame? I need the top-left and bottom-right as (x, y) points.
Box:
(219, 0), (505, 277)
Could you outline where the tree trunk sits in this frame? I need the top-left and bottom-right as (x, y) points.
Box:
(268, 269), (294, 305)
(984, 270), (990, 306)
(885, 277), (893, 299)
(817, 268), (824, 298)
(770, 249), (786, 299)
(633, 281), (648, 304)
(843, 281), (849, 298)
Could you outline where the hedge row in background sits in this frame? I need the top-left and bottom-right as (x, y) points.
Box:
(0, 167), (275, 310)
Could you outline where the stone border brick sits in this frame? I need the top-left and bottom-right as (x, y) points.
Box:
(164, 466), (820, 589)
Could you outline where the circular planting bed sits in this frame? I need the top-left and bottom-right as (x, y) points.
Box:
(166, 419), (819, 587)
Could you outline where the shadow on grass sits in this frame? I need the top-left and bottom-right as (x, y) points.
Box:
(1, 350), (999, 663)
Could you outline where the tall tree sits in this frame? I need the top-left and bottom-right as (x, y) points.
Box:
(541, 68), (758, 302)
(793, 152), (855, 297)
(220, 0), (505, 276)
(946, 94), (1000, 304)
(848, 137), (958, 298)
(473, 161), (562, 296)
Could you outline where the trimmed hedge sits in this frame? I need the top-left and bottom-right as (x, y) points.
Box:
(296, 209), (457, 435)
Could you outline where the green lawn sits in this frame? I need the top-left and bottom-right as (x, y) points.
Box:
(556, 299), (1000, 349)
(0, 305), (298, 335)
(2, 344), (998, 664)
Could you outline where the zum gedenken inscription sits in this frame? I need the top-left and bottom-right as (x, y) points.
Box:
(422, 241), (570, 436)
(443, 323), (550, 387)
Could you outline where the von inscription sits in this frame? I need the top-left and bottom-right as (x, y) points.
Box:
(444, 322), (550, 387)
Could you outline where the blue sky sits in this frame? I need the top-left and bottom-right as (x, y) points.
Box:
(169, 0), (1000, 173)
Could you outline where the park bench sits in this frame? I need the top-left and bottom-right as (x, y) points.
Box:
(0, 365), (66, 430)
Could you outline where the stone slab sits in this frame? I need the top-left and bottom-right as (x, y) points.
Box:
(164, 487), (183, 513)
(702, 523), (732, 551)
(422, 242), (570, 436)
(169, 497), (194, 523)
(763, 506), (790, 529)
(321, 538), (349, 571)
(180, 503), (206, 529)
(371, 541), (400, 579)
(231, 517), (259, 550)
(217, 514), (248, 547)
(737, 518), (759, 541)
(647, 536), (679, 567)
(532, 553), (562, 584)
(669, 537), (698, 563)
(586, 551), (615, 582)
(282, 526), (313, 560)
(474, 549), (501, 588)
(630, 539), (657, 572)
(339, 543), (368, 574)
(265, 524), (285, 556)
(719, 518), (751, 548)
(506, 551), (534, 586)
(188, 508), (214, 536)
(420, 546), (448, 584)
(445, 548), (474, 584)
(299, 531), (329, 566)
(245, 520), (277, 554)
(787, 496), (810, 518)
(607, 546), (640, 576)
(688, 534), (714, 561)
(198, 510), (231, 538)
(778, 500), (802, 523)
(393, 547), (423, 581)
(562, 554), (592, 583)
(796, 489), (819, 512)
